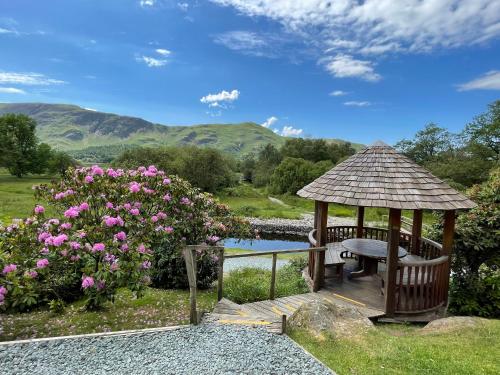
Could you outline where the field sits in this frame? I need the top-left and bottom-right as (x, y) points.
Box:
(290, 320), (500, 375)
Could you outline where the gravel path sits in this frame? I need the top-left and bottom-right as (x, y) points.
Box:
(224, 257), (289, 272)
(0, 324), (333, 375)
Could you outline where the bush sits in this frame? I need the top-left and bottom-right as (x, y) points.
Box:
(223, 265), (309, 304)
(0, 165), (250, 311)
(270, 157), (332, 194)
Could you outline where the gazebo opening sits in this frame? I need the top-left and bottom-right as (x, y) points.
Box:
(298, 142), (475, 319)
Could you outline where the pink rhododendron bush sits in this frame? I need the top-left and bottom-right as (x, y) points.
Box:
(0, 165), (249, 311)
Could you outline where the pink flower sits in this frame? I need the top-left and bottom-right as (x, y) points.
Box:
(97, 280), (106, 290)
(130, 208), (140, 216)
(70, 255), (81, 262)
(70, 241), (81, 250)
(54, 192), (65, 200)
(141, 260), (152, 270)
(92, 243), (105, 252)
(107, 168), (118, 177)
(0, 286), (8, 295)
(110, 263), (119, 272)
(91, 165), (104, 176)
(163, 178), (171, 185)
(114, 231), (127, 241)
(164, 226), (174, 234)
(84, 175), (94, 184)
(26, 270), (38, 278)
(104, 216), (118, 227)
(60, 250), (68, 257)
(2, 264), (17, 275)
(124, 203), (132, 210)
(180, 197), (191, 205)
(36, 259), (49, 269)
(163, 194), (172, 202)
(79, 202), (89, 211)
(120, 244), (129, 252)
(78, 231), (86, 238)
(34, 205), (45, 214)
(38, 232), (51, 243)
(60, 222), (72, 230)
(207, 235), (220, 244)
(137, 244), (148, 254)
(82, 276), (94, 289)
(129, 182), (141, 193)
(64, 207), (80, 218)
(40, 247), (49, 254)
(52, 234), (68, 247)
(106, 202), (114, 209)
(157, 212), (167, 219)
(151, 215), (158, 223)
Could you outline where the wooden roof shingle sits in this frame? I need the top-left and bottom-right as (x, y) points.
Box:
(297, 142), (476, 210)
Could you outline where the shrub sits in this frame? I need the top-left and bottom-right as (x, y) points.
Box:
(0, 165), (250, 311)
(223, 265), (309, 304)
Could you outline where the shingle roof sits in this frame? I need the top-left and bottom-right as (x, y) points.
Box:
(297, 142), (476, 210)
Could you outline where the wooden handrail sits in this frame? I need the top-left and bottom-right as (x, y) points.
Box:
(398, 255), (448, 267)
(225, 247), (326, 259)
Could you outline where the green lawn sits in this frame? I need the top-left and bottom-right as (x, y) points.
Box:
(0, 171), (56, 224)
(0, 287), (217, 342)
(290, 320), (500, 375)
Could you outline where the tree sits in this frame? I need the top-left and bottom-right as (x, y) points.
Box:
(270, 157), (332, 194)
(281, 138), (355, 164)
(239, 154), (256, 182)
(253, 144), (282, 187)
(0, 114), (39, 177)
(48, 151), (78, 176)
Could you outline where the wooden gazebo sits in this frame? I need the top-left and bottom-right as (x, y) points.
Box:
(297, 141), (476, 318)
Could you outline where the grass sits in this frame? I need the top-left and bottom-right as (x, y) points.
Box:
(0, 171), (57, 224)
(0, 287), (217, 342)
(223, 264), (308, 304)
(289, 320), (500, 375)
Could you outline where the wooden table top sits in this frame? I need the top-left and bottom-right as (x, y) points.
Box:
(341, 238), (407, 259)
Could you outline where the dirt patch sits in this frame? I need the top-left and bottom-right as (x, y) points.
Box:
(420, 316), (488, 335)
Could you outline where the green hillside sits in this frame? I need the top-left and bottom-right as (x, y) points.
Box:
(0, 103), (362, 162)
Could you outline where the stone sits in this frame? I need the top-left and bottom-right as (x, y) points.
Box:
(420, 316), (488, 334)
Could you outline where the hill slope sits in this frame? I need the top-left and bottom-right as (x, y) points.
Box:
(0, 103), (362, 162)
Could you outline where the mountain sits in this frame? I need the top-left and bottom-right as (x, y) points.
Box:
(0, 103), (363, 162)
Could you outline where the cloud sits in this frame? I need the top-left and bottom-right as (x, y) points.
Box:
(280, 125), (303, 137)
(0, 27), (16, 35)
(213, 31), (277, 58)
(155, 48), (171, 56)
(136, 55), (167, 67)
(344, 101), (371, 107)
(139, 0), (155, 7)
(261, 116), (278, 128)
(84, 107), (97, 111)
(200, 89), (240, 108)
(320, 54), (381, 82)
(329, 90), (348, 96)
(0, 72), (66, 85)
(0, 87), (26, 94)
(177, 2), (189, 11)
(456, 71), (500, 91)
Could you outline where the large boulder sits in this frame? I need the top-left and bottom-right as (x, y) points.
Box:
(288, 298), (373, 339)
(420, 316), (488, 334)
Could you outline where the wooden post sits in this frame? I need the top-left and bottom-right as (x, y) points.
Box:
(384, 208), (401, 317)
(183, 246), (198, 325)
(442, 210), (456, 305)
(281, 314), (287, 335)
(270, 253), (277, 300)
(313, 248), (322, 292)
(411, 209), (423, 255)
(217, 247), (224, 302)
(315, 201), (328, 288)
(356, 206), (365, 238)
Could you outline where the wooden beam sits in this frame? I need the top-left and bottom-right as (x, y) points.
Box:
(315, 201), (328, 288)
(217, 247), (224, 302)
(270, 253), (277, 300)
(356, 206), (365, 238)
(309, 201), (321, 278)
(442, 210), (456, 305)
(384, 208), (401, 317)
(183, 247), (198, 325)
(411, 209), (423, 255)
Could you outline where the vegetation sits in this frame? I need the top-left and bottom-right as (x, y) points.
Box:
(0, 287), (217, 342)
(270, 157), (332, 194)
(223, 263), (309, 304)
(290, 320), (500, 375)
(0, 165), (249, 311)
(114, 146), (238, 193)
(429, 168), (500, 318)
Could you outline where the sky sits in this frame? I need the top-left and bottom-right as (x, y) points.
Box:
(0, 0), (499, 144)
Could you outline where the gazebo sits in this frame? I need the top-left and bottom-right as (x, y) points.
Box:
(297, 141), (476, 318)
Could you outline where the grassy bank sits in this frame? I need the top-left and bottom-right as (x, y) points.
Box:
(290, 320), (500, 375)
(0, 287), (217, 342)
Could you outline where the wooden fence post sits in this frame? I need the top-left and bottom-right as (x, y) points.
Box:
(270, 253), (278, 300)
(313, 248), (321, 292)
(183, 246), (198, 325)
(217, 247), (224, 302)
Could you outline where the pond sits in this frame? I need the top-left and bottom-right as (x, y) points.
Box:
(223, 234), (309, 252)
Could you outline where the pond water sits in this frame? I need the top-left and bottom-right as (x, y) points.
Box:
(223, 236), (309, 252)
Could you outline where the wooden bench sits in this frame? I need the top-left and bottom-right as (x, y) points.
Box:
(325, 243), (345, 282)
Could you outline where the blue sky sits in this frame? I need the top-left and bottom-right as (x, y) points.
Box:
(0, 0), (499, 144)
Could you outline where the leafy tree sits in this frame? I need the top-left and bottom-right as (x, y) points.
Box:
(281, 138), (355, 164)
(239, 154), (256, 182)
(463, 100), (500, 162)
(0, 114), (39, 177)
(253, 144), (282, 187)
(270, 157), (332, 194)
(48, 151), (78, 176)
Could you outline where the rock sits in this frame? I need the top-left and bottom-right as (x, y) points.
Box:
(420, 316), (488, 334)
(288, 298), (373, 339)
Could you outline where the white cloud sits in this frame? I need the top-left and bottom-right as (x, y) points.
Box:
(155, 48), (171, 56)
(329, 90), (348, 96)
(84, 107), (97, 111)
(456, 71), (500, 91)
(0, 72), (66, 85)
(344, 101), (371, 107)
(178, 2), (189, 11)
(200, 89), (240, 108)
(320, 54), (381, 82)
(214, 31), (276, 58)
(140, 0), (155, 7)
(0, 27), (16, 35)
(0, 87), (26, 94)
(136, 55), (167, 67)
(261, 116), (278, 128)
(280, 125), (303, 137)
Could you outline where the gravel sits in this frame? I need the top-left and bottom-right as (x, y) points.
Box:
(224, 257), (289, 272)
(0, 324), (333, 375)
